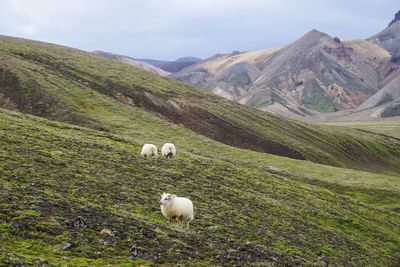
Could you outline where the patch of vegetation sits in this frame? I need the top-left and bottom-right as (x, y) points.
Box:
(302, 80), (335, 113)
(0, 36), (400, 173)
(319, 120), (400, 139)
(246, 90), (273, 108)
(0, 108), (400, 266)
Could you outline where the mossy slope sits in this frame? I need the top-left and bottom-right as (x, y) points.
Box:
(0, 35), (400, 172)
(1, 108), (400, 266)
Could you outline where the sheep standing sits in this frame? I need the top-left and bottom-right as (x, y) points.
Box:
(140, 144), (158, 160)
(159, 192), (194, 229)
(161, 143), (176, 159)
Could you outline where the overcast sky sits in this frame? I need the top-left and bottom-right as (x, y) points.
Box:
(0, 0), (398, 60)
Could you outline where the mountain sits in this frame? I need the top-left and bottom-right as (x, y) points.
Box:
(368, 20), (400, 55)
(140, 57), (202, 73)
(355, 74), (400, 117)
(389, 10), (400, 26)
(93, 50), (170, 76)
(1, 35), (400, 266)
(174, 30), (389, 118)
(348, 11), (400, 118)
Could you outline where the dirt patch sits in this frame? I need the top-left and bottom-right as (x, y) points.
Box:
(143, 98), (305, 159)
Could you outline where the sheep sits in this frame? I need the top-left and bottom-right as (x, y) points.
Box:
(140, 144), (158, 160)
(159, 192), (194, 229)
(161, 143), (176, 159)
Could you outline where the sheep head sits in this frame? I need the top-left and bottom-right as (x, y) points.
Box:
(159, 192), (176, 206)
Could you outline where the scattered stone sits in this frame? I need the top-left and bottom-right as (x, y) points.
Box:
(60, 241), (73, 251)
(35, 258), (48, 267)
(333, 37), (341, 43)
(129, 245), (141, 258)
(72, 217), (87, 229)
(100, 228), (112, 236)
(12, 221), (29, 231)
(104, 230), (119, 246)
(111, 230), (119, 237)
(208, 225), (217, 230)
(294, 80), (303, 86)
(266, 166), (280, 173)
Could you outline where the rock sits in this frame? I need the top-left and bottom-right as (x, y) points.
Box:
(208, 225), (217, 230)
(333, 37), (341, 43)
(294, 80), (303, 86)
(60, 241), (73, 251)
(100, 228), (112, 235)
(266, 166), (280, 173)
(12, 221), (29, 231)
(390, 55), (400, 64)
(72, 217), (86, 229)
(389, 10), (400, 26)
(129, 245), (141, 258)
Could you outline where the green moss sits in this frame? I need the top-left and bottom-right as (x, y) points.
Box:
(0, 108), (399, 265)
(1, 36), (400, 265)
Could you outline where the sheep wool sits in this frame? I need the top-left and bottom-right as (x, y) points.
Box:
(140, 144), (158, 158)
(161, 143), (176, 158)
(160, 192), (194, 228)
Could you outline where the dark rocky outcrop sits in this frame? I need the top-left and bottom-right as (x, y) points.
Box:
(389, 10), (400, 27)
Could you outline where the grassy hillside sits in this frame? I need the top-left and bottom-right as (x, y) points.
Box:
(1, 108), (400, 266)
(1, 35), (400, 173)
(319, 120), (400, 139)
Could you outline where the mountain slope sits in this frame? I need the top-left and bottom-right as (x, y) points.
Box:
(1, 107), (400, 265)
(356, 74), (400, 112)
(140, 57), (202, 73)
(93, 50), (170, 76)
(174, 30), (390, 118)
(1, 35), (400, 173)
(368, 21), (400, 55)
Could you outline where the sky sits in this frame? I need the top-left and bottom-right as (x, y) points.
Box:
(0, 0), (398, 60)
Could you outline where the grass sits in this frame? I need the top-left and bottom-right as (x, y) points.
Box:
(0, 108), (400, 265)
(319, 119), (400, 139)
(1, 35), (400, 173)
(0, 35), (400, 265)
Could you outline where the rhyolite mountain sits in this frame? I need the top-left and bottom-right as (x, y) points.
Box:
(93, 50), (170, 76)
(173, 11), (400, 119)
(1, 34), (400, 266)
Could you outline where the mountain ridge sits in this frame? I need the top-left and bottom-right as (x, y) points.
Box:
(173, 28), (389, 118)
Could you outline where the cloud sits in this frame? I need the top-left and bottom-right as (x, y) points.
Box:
(0, 0), (398, 59)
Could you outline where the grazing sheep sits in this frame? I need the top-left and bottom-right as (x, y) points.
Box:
(159, 192), (194, 229)
(161, 143), (176, 158)
(140, 144), (158, 160)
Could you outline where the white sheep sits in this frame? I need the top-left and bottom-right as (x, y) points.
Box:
(140, 144), (158, 160)
(161, 143), (176, 158)
(159, 192), (194, 229)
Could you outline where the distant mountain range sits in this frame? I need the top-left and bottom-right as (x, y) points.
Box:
(93, 50), (202, 75)
(139, 57), (202, 73)
(94, 11), (400, 121)
(171, 11), (400, 120)
(93, 50), (170, 76)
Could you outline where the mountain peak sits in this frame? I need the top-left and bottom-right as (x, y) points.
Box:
(300, 29), (330, 42)
(389, 10), (400, 27)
